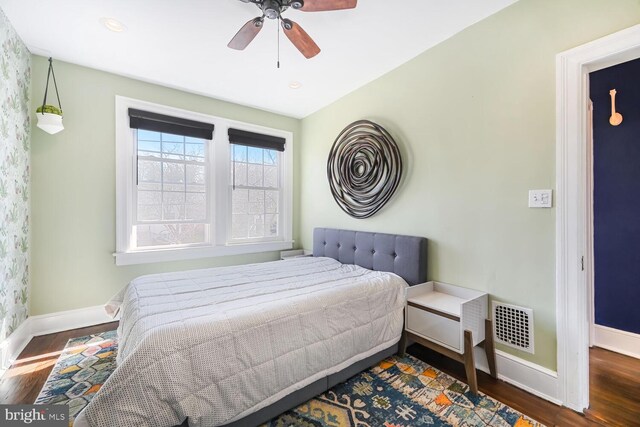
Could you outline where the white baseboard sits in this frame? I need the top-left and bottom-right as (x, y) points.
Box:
(472, 346), (561, 405)
(594, 324), (640, 359)
(0, 319), (33, 376)
(0, 305), (118, 375)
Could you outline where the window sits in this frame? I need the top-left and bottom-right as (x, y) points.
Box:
(115, 97), (293, 265)
(230, 145), (281, 241)
(227, 128), (286, 243)
(135, 130), (209, 248)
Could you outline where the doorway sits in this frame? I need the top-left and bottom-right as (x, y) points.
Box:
(555, 24), (640, 412)
(588, 59), (640, 359)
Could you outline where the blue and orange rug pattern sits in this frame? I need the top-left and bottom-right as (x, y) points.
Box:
(264, 357), (543, 427)
(34, 330), (117, 422)
(35, 331), (543, 426)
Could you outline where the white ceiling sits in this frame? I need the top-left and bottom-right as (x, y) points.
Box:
(0, 0), (517, 118)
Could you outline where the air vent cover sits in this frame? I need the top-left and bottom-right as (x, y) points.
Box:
(492, 301), (534, 354)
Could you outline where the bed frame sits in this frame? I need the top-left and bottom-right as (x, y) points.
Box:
(220, 228), (428, 427)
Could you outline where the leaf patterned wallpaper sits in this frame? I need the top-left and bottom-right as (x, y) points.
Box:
(0, 8), (30, 341)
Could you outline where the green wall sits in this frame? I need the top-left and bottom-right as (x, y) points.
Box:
(298, 0), (640, 369)
(30, 56), (300, 316)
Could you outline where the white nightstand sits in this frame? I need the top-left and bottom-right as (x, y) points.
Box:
(280, 249), (313, 260)
(400, 281), (497, 394)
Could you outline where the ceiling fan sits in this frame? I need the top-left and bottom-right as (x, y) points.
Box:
(228, 0), (357, 59)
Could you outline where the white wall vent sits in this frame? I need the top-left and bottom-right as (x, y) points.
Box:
(492, 301), (534, 354)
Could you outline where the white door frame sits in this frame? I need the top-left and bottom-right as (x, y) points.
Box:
(586, 99), (595, 348)
(555, 24), (640, 412)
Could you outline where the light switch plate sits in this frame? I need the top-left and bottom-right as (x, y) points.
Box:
(529, 190), (553, 208)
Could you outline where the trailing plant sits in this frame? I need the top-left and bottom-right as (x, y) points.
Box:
(36, 104), (63, 116)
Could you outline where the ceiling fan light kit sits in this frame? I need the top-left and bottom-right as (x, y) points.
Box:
(229, 0), (357, 60)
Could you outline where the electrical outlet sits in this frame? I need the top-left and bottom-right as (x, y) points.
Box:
(529, 190), (553, 208)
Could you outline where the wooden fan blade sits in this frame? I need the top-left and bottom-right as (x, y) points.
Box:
(228, 18), (263, 50)
(282, 20), (321, 59)
(300, 0), (357, 12)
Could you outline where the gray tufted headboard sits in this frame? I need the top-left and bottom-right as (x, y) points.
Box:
(313, 228), (428, 286)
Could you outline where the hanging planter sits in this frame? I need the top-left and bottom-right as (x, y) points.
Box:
(36, 57), (64, 135)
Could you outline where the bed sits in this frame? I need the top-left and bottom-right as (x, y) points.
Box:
(74, 228), (428, 427)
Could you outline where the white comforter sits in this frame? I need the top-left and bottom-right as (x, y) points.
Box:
(74, 256), (408, 427)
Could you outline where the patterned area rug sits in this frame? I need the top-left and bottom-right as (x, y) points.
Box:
(36, 331), (544, 427)
(35, 330), (117, 422)
(265, 359), (543, 427)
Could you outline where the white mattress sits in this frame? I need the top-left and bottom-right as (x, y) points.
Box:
(74, 256), (408, 427)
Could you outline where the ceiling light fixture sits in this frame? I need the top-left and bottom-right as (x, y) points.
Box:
(289, 81), (302, 89)
(100, 17), (127, 33)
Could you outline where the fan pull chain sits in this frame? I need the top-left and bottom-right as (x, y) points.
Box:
(277, 17), (281, 69)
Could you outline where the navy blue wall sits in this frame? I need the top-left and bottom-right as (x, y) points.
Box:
(591, 58), (640, 335)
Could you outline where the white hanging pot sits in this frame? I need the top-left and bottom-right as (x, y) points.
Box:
(36, 58), (65, 135)
(36, 105), (64, 135)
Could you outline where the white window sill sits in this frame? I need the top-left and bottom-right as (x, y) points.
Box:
(114, 240), (294, 266)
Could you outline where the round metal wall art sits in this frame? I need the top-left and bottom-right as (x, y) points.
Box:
(327, 120), (403, 219)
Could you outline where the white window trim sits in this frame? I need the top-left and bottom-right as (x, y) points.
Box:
(114, 96), (293, 266)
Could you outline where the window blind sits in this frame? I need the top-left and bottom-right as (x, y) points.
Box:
(129, 108), (214, 140)
(228, 128), (286, 152)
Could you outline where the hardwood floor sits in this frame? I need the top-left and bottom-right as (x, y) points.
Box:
(0, 324), (638, 427)
(408, 344), (640, 427)
(586, 347), (640, 427)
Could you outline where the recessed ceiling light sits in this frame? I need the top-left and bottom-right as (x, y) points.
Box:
(289, 81), (302, 89)
(100, 17), (127, 33)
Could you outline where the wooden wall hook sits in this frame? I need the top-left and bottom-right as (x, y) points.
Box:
(609, 89), (623, 126)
